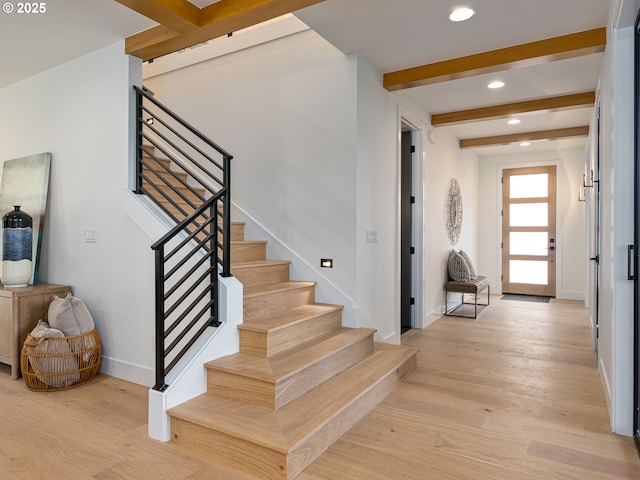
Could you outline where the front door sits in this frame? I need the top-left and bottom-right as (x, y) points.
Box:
(502, 166), (557, 296)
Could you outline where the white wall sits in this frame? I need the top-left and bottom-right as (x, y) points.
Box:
(0, 42), (156, 386)
(477, 148), (587, 300)
(422, 128), (480, 321)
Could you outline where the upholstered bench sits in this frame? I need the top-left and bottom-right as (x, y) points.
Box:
(444, 275), (490, 319)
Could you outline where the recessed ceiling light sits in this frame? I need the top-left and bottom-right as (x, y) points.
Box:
(488, 81), (505, 89)
(520, 142), (531, 147)
(508, 119), (521, 125)
(449, 7), (475, 22)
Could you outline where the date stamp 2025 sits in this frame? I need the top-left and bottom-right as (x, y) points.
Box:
(2, 3), (47, 14)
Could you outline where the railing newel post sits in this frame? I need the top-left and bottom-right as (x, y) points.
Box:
(154, 245), (166, 391)
(135, 88), (143, 194)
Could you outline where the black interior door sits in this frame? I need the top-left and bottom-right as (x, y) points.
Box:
(401, 131), (414, 333)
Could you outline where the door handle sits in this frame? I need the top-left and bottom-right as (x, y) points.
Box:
(628, 245), (636, 281)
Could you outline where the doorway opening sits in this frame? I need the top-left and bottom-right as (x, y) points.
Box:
(399, 116), (424, 335)
(502, 166), (557, 297)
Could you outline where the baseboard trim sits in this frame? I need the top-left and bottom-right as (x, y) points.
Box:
(100, 356), (154, 388)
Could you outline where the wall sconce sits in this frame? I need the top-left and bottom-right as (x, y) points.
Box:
(583, 168), (594, 188)
(579, 167), (599, 203)
(578, 184), (586, 202)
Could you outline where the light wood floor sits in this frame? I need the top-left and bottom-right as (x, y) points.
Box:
(1, 296), (639, 479)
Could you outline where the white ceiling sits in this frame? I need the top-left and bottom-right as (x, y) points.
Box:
(0, 0), (611, 156)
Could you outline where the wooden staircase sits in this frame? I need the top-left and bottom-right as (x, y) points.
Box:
(166, 224), (417, 479)
(141, 148), (418, 479)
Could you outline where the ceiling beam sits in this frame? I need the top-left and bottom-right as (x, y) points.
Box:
(115, 0), (201, 33)
(124, 0), (326, 61)
(431, 92), (596, 126)
(384, 28), (606, 92)
(459, 126), (590, 149)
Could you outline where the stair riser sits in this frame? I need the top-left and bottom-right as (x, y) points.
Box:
(171, 418), (287, 480)
(239, 310), (342, 357)
(232, 263), (290, 287)
(244, 286), (315, 322)
(208, 370), (276, 408)
(275, 334), (374, 409)
(232, 242), (266, 263)
(286, 352), (417, 479)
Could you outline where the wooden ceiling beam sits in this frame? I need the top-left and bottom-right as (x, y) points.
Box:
(459, 126), (590, 149)
(384, 28), (606, 91)
(432, 92), (596, 126)
(124, 0), (326, 61)
(115, 0), (201, 33)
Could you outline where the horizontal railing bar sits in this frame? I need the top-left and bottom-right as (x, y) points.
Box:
(164, 251), (214, 300)
(165, 300), (215, 356)
(140, 164), (200, 211)
(141, 118), (224, 191)
(140, 141), (203, 194)
(164, 237), (215, 284)
(140, 106), (226, 175)
(139, 184), (189, 220)
(165, 283), (215, 337)
(135, 85), (234, 160)
(164, 317), (215, 375)
(164, 219), (212, 264)
(152, 192), (225, 250)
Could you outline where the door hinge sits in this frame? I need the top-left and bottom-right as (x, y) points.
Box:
(501, 210), (503, 217)
(410, 145), (416, 153)
(410, 297), (415, 305)
(410, 196), (416, 204)
(501, 242), (503, 249)
(501, 177), (504, 184)
(410, 247), (415, 254)
(501, 274), (503, 281)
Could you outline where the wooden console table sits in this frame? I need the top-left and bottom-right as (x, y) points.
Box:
(0, 283), (72, 379)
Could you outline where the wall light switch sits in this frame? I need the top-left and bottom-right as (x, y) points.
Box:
(366, 230), (378, 243)
(85, 229), (97, 243)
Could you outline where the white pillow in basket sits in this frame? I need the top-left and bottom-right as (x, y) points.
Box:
(30, 320), (65, 339)
(48, 294), (95, 337)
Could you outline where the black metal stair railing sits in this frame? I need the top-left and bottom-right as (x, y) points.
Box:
(133, 85), (233, 391)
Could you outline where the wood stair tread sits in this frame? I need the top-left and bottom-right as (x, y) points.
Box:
(243, 281), (316, 299)
(238, 303), (343, 333)
(168, 343), (417, 452)
(205, 327), (375, 383)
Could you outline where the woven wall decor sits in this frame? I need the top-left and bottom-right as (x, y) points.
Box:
(446, 178), (463, 245)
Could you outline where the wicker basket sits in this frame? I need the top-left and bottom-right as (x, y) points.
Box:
(20, 329), (102, 391)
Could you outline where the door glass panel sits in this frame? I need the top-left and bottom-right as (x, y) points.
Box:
(510, 174), (548, 198)
(510, 232), (548, 256)
(510, 260), (548, 284)
(510, 203), (548, 227)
